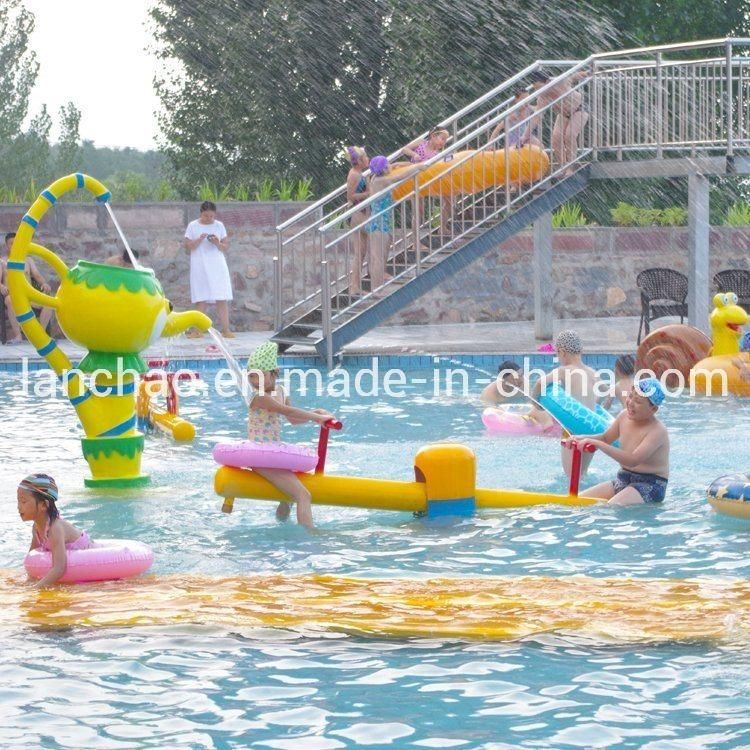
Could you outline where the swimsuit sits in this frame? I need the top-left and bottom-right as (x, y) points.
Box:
(411, 141), (439, 163)
(366, 192), (393, 233)
(34, 526), (93, 552)
(507, 123), (529, 148)
(613, 469), (668, 504)
(248, 385), (286, 442)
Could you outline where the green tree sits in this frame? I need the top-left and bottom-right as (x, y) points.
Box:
(3, 105), (51, 190)
(0, 0), (45, 188)
(55, 101), (83, 175)
(592, 0), (749, 46)
(80, 141), (166, 183)
(150, 0), (620, 196)
(0, 0), (36, 145)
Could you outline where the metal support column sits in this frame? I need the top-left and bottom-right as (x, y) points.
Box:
(533, 212), (554, 340)
(687, 173), (710, 333)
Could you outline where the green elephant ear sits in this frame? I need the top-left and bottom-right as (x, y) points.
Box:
(69, 261), (163, 297)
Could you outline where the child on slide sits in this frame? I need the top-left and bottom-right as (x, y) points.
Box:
(246, 342), (336, 528)
(18, 473), (93, 587)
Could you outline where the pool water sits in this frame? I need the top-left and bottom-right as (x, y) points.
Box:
(2, 364), (750, 748)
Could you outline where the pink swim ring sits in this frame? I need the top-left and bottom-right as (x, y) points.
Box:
(213, 441), (318, 472)
(25, 539), (154, 584)
(482, 404), (560, 437)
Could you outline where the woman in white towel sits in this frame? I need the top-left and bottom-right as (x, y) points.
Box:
(183, 200), (234, 338)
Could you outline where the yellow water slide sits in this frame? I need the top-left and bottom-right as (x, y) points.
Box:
(391, 146), (549, 201)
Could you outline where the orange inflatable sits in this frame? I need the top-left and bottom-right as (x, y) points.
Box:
(391, 146), (549, 201)
(636, 324), (711, 388)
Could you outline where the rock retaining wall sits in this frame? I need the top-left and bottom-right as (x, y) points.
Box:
(1, 202), (747, 329)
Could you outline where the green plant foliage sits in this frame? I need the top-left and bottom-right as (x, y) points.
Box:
(293, 178), (314, 202)
(610, 202), (688, 227)
(154, 179), (176, 201)
(552, 202), (589, 228)
(656, 207), (688, 226)
(725, 201), (750, 226)
(274, 179), (294, 201)
(254, 178), (274, 202)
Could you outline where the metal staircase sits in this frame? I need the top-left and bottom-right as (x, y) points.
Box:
(273, 38), (750, 365)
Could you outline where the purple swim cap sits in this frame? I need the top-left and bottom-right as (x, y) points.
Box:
(369, 155), (389, 175)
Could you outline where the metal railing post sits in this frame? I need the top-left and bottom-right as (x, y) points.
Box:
(591, 59), (599, 159)
(321, 260), (333, 370)
(655, 52), (663, 158)
(273, 254), (282, 331)
(503, 118), (511, 210)
(413, 176), (422, 275)
(726, 40), (734, 158)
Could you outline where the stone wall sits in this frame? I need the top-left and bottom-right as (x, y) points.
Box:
(392, 226), (750, 324)
(1, 201), (748, 328)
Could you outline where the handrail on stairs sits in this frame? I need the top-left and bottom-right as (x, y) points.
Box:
(275, 37), (750, 356)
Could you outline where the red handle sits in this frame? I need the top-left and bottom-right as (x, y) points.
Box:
(564, 440), (597, 497)
(315, 419), (343, 474)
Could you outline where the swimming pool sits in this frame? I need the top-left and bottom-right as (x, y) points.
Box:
(2, 360), (750, 748)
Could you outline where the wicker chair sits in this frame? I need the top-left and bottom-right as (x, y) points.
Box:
(713, 269), (750, 312)
(636, 268), (689, 344)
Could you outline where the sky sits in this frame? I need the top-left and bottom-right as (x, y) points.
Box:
(24, 0), (160, 151)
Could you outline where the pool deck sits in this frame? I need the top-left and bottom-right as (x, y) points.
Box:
(0, 315), (672, 364)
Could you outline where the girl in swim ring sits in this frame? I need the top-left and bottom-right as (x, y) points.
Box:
(246, 342), (336, 528)
(17, 473), (93, 587)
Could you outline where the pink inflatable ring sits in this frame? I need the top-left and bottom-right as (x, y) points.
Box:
(25, 539), (154, 584)
(213, 441), (318, 472)
(482, 405), (561, 438)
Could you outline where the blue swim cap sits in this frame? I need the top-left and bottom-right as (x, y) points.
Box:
(635, 377), (665, 407)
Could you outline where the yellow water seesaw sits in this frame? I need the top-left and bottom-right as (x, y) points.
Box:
(215, 441), (597, 517)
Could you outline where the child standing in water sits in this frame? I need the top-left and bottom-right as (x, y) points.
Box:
(246, 342), (336, 528)
(366, 155), (425, 293)
(344, 146), (370, 295)
(17, 473), (93, 587)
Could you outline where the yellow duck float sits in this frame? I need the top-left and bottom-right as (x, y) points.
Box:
(7, 173), (211, 487)
(692, 292), (750, 396)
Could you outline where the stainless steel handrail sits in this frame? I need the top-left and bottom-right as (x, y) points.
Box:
(277, 38), (750, 344)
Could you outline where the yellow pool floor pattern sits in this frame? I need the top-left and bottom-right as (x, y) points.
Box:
(2, 572), (750, 643)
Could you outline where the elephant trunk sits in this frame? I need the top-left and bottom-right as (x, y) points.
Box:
(162, 310), (212, 338)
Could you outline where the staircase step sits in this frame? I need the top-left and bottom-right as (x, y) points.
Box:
(271, 335), (319, 347)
